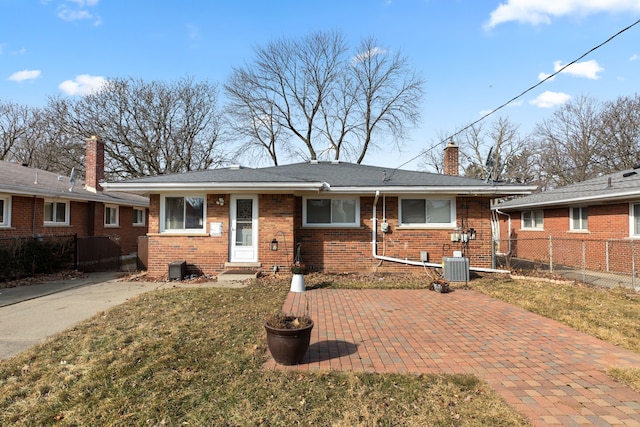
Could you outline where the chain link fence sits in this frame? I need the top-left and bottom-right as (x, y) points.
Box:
(494, 236), (640, 291)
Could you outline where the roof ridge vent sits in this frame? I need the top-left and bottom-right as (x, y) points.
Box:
(331, 160), (339, 164)
(622, 171), (637, 178)
(229, 164), (241, 170)
(310, 160), (319, 164)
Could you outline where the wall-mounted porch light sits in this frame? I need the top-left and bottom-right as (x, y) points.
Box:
(270, 238), (279, 251)
(468, 228), (476, 240)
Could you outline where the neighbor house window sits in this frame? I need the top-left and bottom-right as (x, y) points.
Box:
(570, 207), (588, 231)
(522, 210), (544, 230)
(44, 200), (69, 226)
(630, 203), (640, 237)
(0, 195), (11, 228)
(161, 195), (206, 232)
(105, 205), (119, 227)
(303, 197), (359, 227)
(133, 208), (146, 226)
(399, 197), (456, 227)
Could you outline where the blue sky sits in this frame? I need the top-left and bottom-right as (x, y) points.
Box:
(1, 0), (639, 169)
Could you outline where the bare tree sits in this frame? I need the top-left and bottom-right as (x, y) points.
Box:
(225, 30), (424, 165)
(46, 76), (225, 179)
(349, 37), (424, 164)
(597, 94), (640, 171)
(457, 117), (529, 182)
(0, 101), (31, 160)
(533, 95), (602, 188)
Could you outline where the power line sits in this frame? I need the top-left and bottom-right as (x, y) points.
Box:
(395, 17), (640, 172)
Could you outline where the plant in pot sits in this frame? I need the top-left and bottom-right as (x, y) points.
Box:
(264, 311), (314, 365)
(289, 262), (306, 292)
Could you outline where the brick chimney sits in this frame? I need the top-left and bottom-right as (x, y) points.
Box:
(443, 140), (459, 176)
(85, 135), (104, 192)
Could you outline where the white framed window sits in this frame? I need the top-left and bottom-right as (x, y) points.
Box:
(630, 203), (640, 237)
(44, 200), (69, 226)
(522, 210), (544, 230)
(570, 207), (588, 231)
(133, 208), (146, 226)
(303, 197), (360, 227)
(161, 195), (206, 233)
(105, 205), (119, 227)
(399, 197), (456, 227)
(0, 195), (11, 228)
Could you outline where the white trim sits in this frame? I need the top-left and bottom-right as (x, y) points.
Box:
(630, 202), (640, 238)
(0, 195), (11, 228)
(133, 207), (146, 226)
(160, 194), (207, 234)
(569, 206), (588, 231)
(44, 199), (70, 226)
(104, 204), (120, 227)
(302, 196), (360, 227)
(398, 196), (456, 228)
(521, 209), (544, 230)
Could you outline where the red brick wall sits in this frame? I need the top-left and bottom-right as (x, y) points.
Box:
(0, 195), (146, 256)
(145, 193), (495, 278)
(498, 202), (637, 273)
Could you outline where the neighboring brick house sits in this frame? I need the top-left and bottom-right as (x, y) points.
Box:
(492, 168), (640, 274)
(105, 143), (534, 279)
(0, 136), (148, 257)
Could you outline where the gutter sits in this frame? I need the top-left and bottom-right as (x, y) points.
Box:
(372, 190), (510, 274)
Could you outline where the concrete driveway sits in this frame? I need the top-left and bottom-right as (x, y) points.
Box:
(0, 272), (162, 360)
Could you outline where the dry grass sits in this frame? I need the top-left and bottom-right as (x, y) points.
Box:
(465, 274), (640, 392)
(0, 275), (528, 426)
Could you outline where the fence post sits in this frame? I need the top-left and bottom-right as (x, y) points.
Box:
(582, 240), (586, 283)
(548, 236), (553, 273)
(74, 234), (78, 271)
(606, 241), (610, 272)
(633, 240), (636, 290)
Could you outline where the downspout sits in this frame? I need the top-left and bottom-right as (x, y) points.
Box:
(372, 191), (510, 273)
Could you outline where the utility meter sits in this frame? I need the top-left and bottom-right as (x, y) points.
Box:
(380, 222), (390, 233)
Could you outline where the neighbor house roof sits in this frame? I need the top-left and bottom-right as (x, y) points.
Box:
(103, 161), (536, 196)
(493, 167), (640, 211)
(0, 160), (148, 207)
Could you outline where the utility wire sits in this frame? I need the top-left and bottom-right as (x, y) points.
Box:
(394, 17), (640, 172)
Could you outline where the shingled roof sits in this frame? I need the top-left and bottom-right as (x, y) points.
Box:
(0, 160), (148, 207)
(494, 167), (640, 210)
(104, 161), (535, 196)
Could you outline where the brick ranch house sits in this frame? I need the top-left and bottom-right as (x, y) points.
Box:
(104, 143), (534, 279)
(0, 136), (148, 259)
(492, 167), (640, 275)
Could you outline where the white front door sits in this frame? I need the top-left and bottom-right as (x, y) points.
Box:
(230, 195), (258, 262)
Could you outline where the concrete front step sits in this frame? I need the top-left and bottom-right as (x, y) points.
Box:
(217, 269), (259, 283)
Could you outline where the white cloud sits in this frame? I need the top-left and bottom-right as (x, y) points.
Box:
(353, 47), (387, 63)
(485, 0), (640, 29)
(539, 59), (604, 80)
(630, 53), (639, 61)
(530, 91), (571, 108)
(56, 0), (101, 25)
(8, 69), (42, 82)
(58, 74), (106, 95)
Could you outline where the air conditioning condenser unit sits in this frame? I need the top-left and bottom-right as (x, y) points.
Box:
(443, 257), (469, 282)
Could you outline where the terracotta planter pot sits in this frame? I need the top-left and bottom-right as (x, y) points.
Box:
(265, 320), (314, 365)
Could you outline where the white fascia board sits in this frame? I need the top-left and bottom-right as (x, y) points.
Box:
(324, 186), (536, 195)
(493, 189), (640, 210)
(103, 181), (326, 193)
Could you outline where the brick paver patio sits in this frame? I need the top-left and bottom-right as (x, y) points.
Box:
(265, 288), (640, 427)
